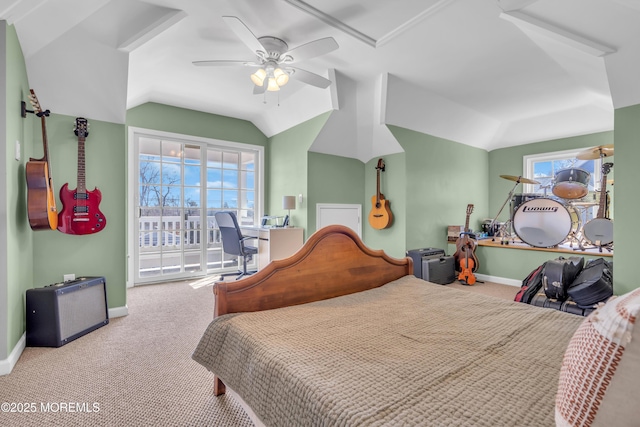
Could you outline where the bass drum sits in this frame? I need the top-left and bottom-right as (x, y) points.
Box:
(513, 198), (573, 248)
(583, 218), (614, 246)
(510, 193), (544, 219)
(553, 168), (590, 199)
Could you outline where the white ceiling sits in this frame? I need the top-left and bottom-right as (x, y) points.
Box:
(3, 0), (639, 162)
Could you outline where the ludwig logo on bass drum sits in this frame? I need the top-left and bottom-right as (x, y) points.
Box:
(522, 206), (558, 212)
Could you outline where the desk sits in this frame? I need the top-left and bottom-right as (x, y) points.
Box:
(477, 238), (613, 257)
(241, 227), (304, 270)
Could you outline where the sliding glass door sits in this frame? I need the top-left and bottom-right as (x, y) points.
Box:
(130, 129), (263, 285)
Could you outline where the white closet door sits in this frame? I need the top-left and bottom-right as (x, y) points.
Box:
(316, 204), (362, 238)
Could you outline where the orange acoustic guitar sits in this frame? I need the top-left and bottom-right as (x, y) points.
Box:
(368, 158), (393, 229)
(25, 89), (58, 230)
(453, 204), (479, 285)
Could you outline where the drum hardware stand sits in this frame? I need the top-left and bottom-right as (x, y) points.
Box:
(492, 175), (539, 245)
(540, 184), (551, 197)
(493, 220), (514, 245)
(566, 230), (585, 251)
(580, 240), (613, 253)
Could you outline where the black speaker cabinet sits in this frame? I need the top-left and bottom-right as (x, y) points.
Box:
(406, 248), (446, 277)
(422, 256), (456, 285)
(26, 276), (109, 347)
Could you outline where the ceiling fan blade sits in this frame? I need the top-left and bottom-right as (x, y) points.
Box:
(282, 37), (338, 63)
(222, 16), (266, 55)
(192, 60), (252, 67)
(289, 67), (332, 89)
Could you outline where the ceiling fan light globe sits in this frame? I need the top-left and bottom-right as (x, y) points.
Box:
(274, 68), (289, 86)
(251, 68), (266, 86)
(267, 78), (280, 91)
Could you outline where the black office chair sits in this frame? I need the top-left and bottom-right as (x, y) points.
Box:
(214, 211), (258, 280)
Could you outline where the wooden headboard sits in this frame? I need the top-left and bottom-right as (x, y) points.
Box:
(213, 225), (413, 317)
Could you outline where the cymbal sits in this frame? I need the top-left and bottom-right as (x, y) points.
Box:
(499, 175), (540, 185)
(576, 144), (614, 160)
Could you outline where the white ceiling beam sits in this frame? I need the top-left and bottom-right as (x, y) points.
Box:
(497, 0), (540, 12)
(283, 0), (376, 47)
(0, 0), (47, 24)
(377, 0), (455, 47)
(117, 9), (186, 52)
(328, 68), (339, 111)
(500, 11), (616, 57)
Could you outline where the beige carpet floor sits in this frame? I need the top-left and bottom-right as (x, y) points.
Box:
(0, 280), (254, 427)
(0, 277), (517, 426)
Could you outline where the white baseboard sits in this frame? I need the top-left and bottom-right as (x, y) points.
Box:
(109, 305), (128, 318)
(475, 274), (521, 287)
(0, 333), (26, 376)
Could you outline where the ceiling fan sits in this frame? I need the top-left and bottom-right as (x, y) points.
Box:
(193, 16), (338, 94)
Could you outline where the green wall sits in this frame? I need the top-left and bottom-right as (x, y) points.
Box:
(32, 114), (127, 309)
(613, 104), (640, 295)
(268, 112), (330, 238)
(307, 151), (364, 235)
(2, 22), (35, 360)
(126, 102), (268, 146)
(391, 126), (489, 253)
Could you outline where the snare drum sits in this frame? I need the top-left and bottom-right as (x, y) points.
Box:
(553, 168), (590, 199)
(513, 198), (574, 247)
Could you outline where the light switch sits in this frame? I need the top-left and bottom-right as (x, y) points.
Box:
(15, 140), (20, 161)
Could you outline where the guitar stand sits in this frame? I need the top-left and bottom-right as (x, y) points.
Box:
(21, 101), (50, 118)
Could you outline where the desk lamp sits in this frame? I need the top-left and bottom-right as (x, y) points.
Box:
(282, 196), (295, 227)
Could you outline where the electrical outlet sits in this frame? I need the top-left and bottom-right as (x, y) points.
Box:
(63, 274), (75, 282)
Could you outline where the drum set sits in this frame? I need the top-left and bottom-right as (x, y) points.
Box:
(490, 144), (614, 251)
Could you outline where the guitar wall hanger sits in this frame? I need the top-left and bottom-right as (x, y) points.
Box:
(21, 100), (50, 118)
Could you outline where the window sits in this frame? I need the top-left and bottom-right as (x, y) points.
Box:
(128, 128), (264, 286)
(523, 149), (600, 197)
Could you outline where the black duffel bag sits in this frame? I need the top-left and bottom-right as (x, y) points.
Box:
(543, 256), (585, 301)
(568, 258), (613, 308)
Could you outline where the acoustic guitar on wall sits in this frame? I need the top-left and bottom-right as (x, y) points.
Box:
(368, 158), (393, 229)
(57, 118), (107, 235)
(25, 89), (58, 230)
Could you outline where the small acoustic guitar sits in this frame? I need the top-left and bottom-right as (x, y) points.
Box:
(25, 89), (58, 230)
(57, 118), (107, 235)
(453, 204), (479, 284)
(368, 159), (393, 229)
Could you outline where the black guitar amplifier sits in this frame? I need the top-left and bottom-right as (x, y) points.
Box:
(26, 276), (109, 347)
(406, 248), (446, 277)
(422, 256), (456, 285)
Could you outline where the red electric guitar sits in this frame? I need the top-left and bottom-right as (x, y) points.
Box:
(57, 118), (106, 235)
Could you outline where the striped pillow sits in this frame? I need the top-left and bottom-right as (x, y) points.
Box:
(555, 288), (640, 427)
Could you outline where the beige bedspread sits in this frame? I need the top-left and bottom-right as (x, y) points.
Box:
(193, 276), (584, 426)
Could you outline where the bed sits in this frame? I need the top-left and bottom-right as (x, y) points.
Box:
(193, 225), (640, 427)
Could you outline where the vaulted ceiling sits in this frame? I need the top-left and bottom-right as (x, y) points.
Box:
(3, 0), (639, 162)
